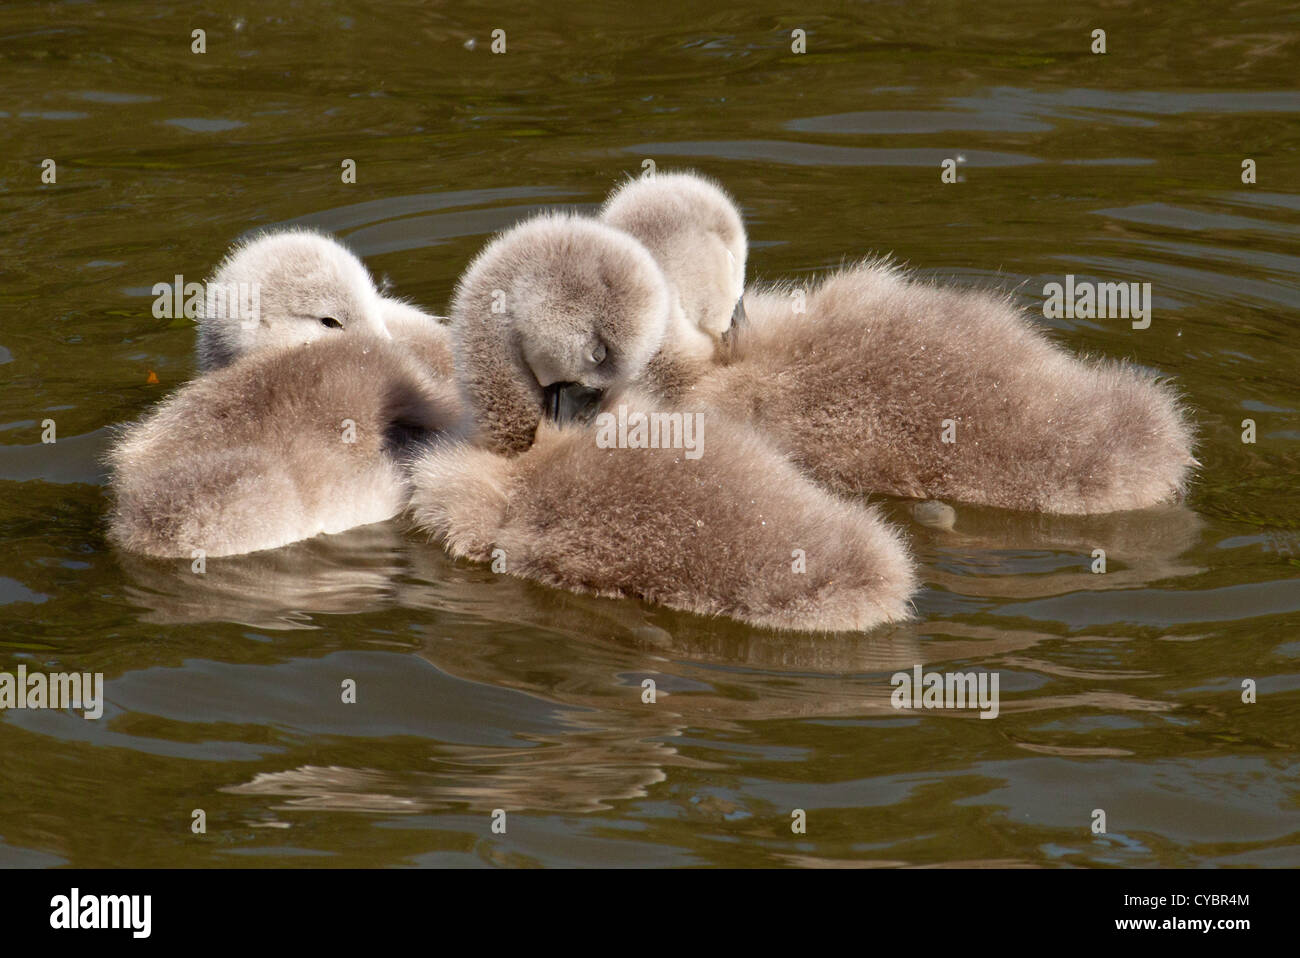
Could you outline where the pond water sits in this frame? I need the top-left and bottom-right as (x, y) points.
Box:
(1, 0), (1297, 867)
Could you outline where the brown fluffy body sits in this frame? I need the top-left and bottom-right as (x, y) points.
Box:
(409, 399), (917, 632)
(602, 171), (1195, 514)
(108, 336), (462, 557)
(689, 264), (1197, 513)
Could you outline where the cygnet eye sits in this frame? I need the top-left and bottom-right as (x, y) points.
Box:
(320, 317), (344, 329)
(590, 341), (607, 365)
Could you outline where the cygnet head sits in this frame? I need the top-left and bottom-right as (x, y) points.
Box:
(451, 213), (670, 455)
(600, 171), (747, 358)
(196, 229), (392, 371)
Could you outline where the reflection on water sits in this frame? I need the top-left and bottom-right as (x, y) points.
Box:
(1, 0), (1298, 867)
(119, 524), (413, 630)
(118, 502), (1211, 820)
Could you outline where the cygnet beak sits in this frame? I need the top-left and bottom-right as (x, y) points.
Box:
(720, 295), (747, 353)
(730, 294), (747, 329)
(543, 382), (604, 425)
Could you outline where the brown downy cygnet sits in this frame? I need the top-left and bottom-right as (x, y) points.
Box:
(107, 232), (462, 558)
(108, 335), (461, 558)
(407, 213), (916, 632)
(600, 171), (1197, 515)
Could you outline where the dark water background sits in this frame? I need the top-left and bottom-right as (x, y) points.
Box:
(1, 0), (1298, 866)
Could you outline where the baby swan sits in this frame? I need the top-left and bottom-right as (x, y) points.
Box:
(600, 171), (1196, 515)
(107, 232), (461, 558)
(197, 227), (454, 376)
(407, 214), (916, 632)
(196, 228), (393, 371)
(600, 172), (749, 395)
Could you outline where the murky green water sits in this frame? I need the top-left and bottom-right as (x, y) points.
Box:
(2, 0), (1298, 867)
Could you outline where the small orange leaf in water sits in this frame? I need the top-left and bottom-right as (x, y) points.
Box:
(146, 370), (159, 384)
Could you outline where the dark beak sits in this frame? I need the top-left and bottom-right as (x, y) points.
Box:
(542, 382), (604, 425)
(731, 294), (747, 329)
(720, 295), (747, 354)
